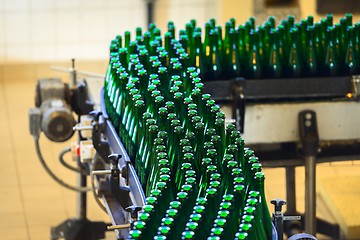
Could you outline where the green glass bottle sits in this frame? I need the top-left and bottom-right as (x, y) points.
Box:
(254, 172), (273, 240)
(247, 30), (262, 79)
(267, 29), (282, 78)
(287, 28), (302, 77)
(324, 26), (339, 76)
(344, 26), (360, 75)
(203, 29), (222, 81)
(305, 26), (318, 77)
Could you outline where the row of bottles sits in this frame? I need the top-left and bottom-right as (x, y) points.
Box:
(112, 14), (359, 81)
(103, 18), (274, 239)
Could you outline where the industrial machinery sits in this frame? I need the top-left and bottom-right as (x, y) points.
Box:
(27, 60), (321, 240)
(27, 13), (360, 240)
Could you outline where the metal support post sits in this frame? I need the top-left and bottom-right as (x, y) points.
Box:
(305, 155), (316, 235)
(285, 166), (296, 214)
(298, 110), (319, 236)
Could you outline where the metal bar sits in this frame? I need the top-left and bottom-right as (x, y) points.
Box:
(100, 88), (146, 208)
(77, 113), (87, 220)
(77, 168), (87, 220)
(146, 0), (155, 26)
(285, 166), (297, 214)
(203, 76), (352, 101)
(107, 223), (131, 230)
(92, 170), (112, 175)
(305, 155), (317, 235)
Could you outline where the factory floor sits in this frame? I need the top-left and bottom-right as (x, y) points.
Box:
(0, 61), (359, 240)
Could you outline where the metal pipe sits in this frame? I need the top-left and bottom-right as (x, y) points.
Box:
(305, 155), (317, 235)
(146, 0), (155, 26)
(92, 170), (112, 175)
(77, 170), (87, 219)
(107, 223), (131, 230)
(285, 166), (297, 214)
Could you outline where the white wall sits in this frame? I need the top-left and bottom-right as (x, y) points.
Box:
(0, 0), (220, 63)
(0, 0), (149, 63)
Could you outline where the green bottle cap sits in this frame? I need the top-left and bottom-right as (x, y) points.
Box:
(170, 201), (181, 209)
(220, 201), (231, 210)
(162, 217), (174, 226)
(142, 205), (154, 213)
(240, 223), (252, 232)
(193, 205), (205, 213)
(146, 196), (157, 205)
(206, 148), (217, 158)
(249, 191), (260, 198)
(248, 156), (259, 164)
(150, 189), (161, 197)
(232, 168), (242, 176)
(245, 149), (254, 157)
(181, 162), (192, 170)
(218, 210), (230, 218)
(223, 194), (234, 202)
(156, 145), (166, 152)
(184, 152), (194, 160)
(210, 180), (220, 188)
(207, 165), (217, 172)
(190, 213), (202, 222)
(202, 158), (212, 166)
(158, 159), (169, 166)
(128, 229), (142, 239)
(211, 173), (221, 181)
(204, 142), (214, 149)
(244, 206), (255, 214)
(166, 209), (178, 217)
(156, 182), (167, 190)
(182, 231), (195, 239)
(177, 191), (188, 200)
(160, 167), (171, 174)
(211, 135), (221, 143)
(226, 123), (236, 132)
(188, 109), (198, 117)
(208, 237), (220, 240)
(235, 232), (248, 239)
(180, 138), (191, 146)
(234, 184), (245, 192)
(154, 235), (167, 240)
(255, 171), (265, 179)
(196, 197), (207, 205)
(246, 198), (258, 206)
(184, 97), (193, 106)
(227, 160), (238, 169)
(182, 184), (193, 192)
(138, 212), (150, 221)
(186, 177), (196, 185)
(186, 221), (198, 231)
(216, 111), (225, 119)
(149, 124), (159, 132)
(224, 154), (236, 162)
(134, 221), (146, 230)
(206, 188), (217, 197)
(185, 170), (196, 177)
(234, 177), (244, 184)
(159, 174), (170, 182)
(188, 103), (198, 110)
(158, 226), (170, 235)
(211, 227), (223, 236)
(251, 162), (262, 171)
(242, 214), (254, 223)
(214, 218), (226, 227)
(186, 131), (195, 140)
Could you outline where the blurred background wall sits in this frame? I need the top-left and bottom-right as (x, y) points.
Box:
(1, 0), (358, 64)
